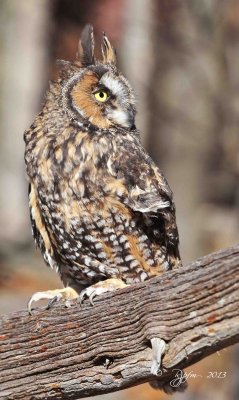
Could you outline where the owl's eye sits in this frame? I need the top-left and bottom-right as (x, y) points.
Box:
(94, 90), (109, 102)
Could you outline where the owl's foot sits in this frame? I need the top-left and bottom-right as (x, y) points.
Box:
(79, 278), (128, 305)
(28, 287), (79, 315)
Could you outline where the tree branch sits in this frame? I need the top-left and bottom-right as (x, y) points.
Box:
(0, 244), (239, 399)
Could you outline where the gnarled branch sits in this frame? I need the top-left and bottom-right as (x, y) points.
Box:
(0, 244), (239, 399)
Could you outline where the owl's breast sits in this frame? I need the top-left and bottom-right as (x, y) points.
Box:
(29, 129), (169, 285)
(36, 172), (167, 286)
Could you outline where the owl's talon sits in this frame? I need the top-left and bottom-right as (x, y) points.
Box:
(78, 291), (86, 305)
(78, 289), (95, 306)
(78, 278), (128, 306)
(78, 295), (83, 305)
(46, 295), (59, 310)
(89, 291), (96, 306)
(28, 287), (79, 315)
(65, 300), (73, 308)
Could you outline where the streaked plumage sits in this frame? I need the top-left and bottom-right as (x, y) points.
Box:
(24, 25), (181, 307)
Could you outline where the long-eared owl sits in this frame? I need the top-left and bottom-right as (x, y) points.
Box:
(24, 25), (181, 311)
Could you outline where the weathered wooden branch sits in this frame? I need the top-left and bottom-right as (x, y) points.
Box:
(0, 244), (239, 399)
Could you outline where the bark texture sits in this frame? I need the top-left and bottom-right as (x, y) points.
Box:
(0, 244), (239, 400)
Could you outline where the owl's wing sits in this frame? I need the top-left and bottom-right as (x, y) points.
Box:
(28, 184), (41, 247)
(130, 182), (181, 268)
(115, 138), (181, 268)
(28, 183), (57, 270)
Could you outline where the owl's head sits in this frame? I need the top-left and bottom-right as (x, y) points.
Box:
(60, 25), (136, 131)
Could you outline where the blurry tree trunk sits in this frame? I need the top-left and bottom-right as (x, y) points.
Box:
(146, 1), (222, 263)
(121, 0), (155, 144)
(0, 0), (50, 248)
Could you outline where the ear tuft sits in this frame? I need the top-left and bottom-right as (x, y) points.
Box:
(76, 24), (95, 66)
(101, 32), (117, 65)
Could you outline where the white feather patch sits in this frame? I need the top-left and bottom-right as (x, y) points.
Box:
(133, 201), (170, 213)
(100, 74), (124, 96)
(108, 109), (129, 127)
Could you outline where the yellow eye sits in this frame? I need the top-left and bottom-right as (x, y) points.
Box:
(94, 90), (109, 102)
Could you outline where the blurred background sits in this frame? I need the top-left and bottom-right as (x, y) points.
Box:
(0, 0), (238, 399)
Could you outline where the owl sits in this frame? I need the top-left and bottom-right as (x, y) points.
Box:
(25, 25), (181, 313)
